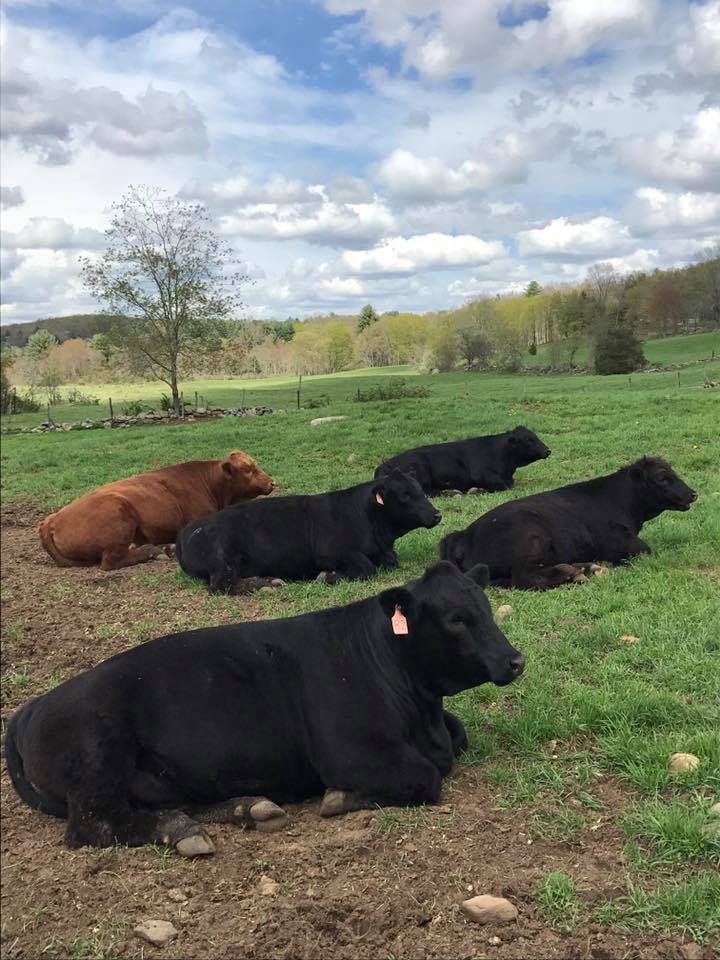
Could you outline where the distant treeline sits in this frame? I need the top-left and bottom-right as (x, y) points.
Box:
(2, 250), (718, 394)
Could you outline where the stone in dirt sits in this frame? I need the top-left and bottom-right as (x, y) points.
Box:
(668, 752), (700, 773)
(166, 888), (188, 904)
(460, 895), (518, 924)
(680, 944), (704, 960)
(257, 874), (279, 897)
(310, 416), (347, 426)
(495, 604), (513, 620)
(134, 920), (178, 947)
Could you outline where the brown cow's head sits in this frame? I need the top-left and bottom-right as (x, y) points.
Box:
(219, 450), (274, 504)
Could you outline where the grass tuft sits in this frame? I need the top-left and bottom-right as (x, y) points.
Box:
(536, 871), (579, 930)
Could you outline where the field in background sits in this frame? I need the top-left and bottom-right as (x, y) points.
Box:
(1, 356), (719, 957)
(523, 330), (719, 369)
(3, 331), (719, 431)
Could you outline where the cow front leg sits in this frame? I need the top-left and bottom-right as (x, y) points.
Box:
(319, 746), (442, 817)
(189, 796), (288, 833)
(100, 543), (164, 571)
(318, 551), (377, 581)
(443, 710), (468, 757)
(512, 562), (589, 590)
(610, 536), (651, 564)
(376, 548), (399, 569)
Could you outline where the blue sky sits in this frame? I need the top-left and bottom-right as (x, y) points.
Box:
(1, 0), (719, 322)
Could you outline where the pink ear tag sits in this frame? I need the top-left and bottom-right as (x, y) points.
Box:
(375, 493), (384, 505)
(391, 606), (408, 635)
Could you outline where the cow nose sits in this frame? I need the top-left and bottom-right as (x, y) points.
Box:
(509, 654), (525, 676)
(689, 490), (697, 501)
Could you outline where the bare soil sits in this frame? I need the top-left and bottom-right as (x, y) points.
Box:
(0, 505), (709, 960)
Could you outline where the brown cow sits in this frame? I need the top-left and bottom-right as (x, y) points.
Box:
(38, 451), (274, 571)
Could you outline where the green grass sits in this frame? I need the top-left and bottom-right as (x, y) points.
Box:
(523, 330), (720, 369)
(595, 873), (720, 942)
(536, 871), (579, 931)
(2, 357), (720, 940)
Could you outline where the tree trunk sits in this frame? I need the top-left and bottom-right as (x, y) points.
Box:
(170, 369), (180, 413)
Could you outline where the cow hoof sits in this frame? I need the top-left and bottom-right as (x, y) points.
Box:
(270, 579), (285, 588)
(590, 564), (608, 577)
(176, 833), (215, 858)
(143, 545), (164, 560)
(467, 487), (481, 495)
(320, 789), (352, 817)
(316, 571), (338, 585)
(573, 572), (588, 583)
(250, 800), (288, 833)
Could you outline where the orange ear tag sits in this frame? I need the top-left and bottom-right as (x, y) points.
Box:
(375, 493), (384, 505)
(391, 606), (408, 635)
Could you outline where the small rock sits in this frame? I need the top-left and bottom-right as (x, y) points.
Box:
(669, 752), (700, 773)
(166, 888), (188, 904)
(460, 895), (518, 925)
(467, 487), (481, 495)
(270, 579), (285, 588)
(259, 586), (275, 594)
(310, 416), (347, 426)
(495, 604), (513, 621)
(257, 874), (279, 897)
(709, 802), (720, 817)
(680, 944), (704, 960)
(700, 820), (720, 841)
(488, 936), (502, 946)
(134, 920), (178, 947)
(347, 453), (357, 464)
(619, 634), (641, 644)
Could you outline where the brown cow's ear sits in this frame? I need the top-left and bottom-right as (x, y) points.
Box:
(221, 459), (236, 477)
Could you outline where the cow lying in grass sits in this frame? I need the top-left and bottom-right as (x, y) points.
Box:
(38, 451), (274, 571)
(5, 561), (525, 856)
(439, 456), (696, 589)
(176, 468), (441, 592)
(375, 426), (551, 495)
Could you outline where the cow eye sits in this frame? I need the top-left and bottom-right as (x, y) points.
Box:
(450, 614), (465, 626)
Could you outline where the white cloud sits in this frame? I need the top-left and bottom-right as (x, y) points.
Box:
(624, 187), (720, 235)
(218, 197), (396, 249)
(180, 175), (317, 211)
(377, 125), (576, 203)
(2, 216), (105, 250)
(0, 185), (24, 209)
(324, 0), (657, 77)
(341, 233), (505, 275)
(619, 107), (720, 189)
(517, 216), (634, 258)
(635, 0), (720, 97)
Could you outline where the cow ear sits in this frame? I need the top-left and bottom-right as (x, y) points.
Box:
(221, 458), (237, 477)
(465, 563), (490, 588)
(629, 457), (648, 483)
(378, 587), (414, 621)
(371, 481), (385, 506)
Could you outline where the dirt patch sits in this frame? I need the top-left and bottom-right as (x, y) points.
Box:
(0, 507), (707, 960)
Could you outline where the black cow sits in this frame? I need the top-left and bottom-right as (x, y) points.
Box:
(439, 456), (696, 590)
(375, 426), (551, 495)
(176, 468), (441, 592)
(5, 562), (525, 856)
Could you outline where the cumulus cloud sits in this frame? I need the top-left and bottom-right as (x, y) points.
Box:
(180, 175), (317, 212)
(218, 198), (396, 249)
(0, 185), (24, 209)
(1, 64), (208, 165)
(2, 217), (105, 250)
(517, 216), (634, 258)
(341, 233), (506, 275)
(619, 108), (720, 189)
(624, 187), (720, 235)
(324, 0), (656, 77)
(634, 0), (720, 99)
(377, 124), (576, 203)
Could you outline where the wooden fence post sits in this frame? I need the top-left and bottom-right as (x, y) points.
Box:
(109, 397), (114, 421)
(677, 370), (681, 387)
(297, 374), (302, 410)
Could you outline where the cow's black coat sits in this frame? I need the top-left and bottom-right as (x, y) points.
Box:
(439, 457), (696, 589)
(375, 426), (551, 494)
(5, 562), (525, 852)
(176, 468), (441, 592)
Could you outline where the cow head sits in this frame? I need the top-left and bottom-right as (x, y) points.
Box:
(220, 451), (275, 504)
(506, 425), (551, 465)
(438, 529), (469, 571)
(629, 456), (697, 517)
(379, 561), (524, 695)
(372, 468), (441, 532)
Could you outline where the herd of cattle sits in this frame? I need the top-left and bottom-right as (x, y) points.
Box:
(7, 426), (697, 859)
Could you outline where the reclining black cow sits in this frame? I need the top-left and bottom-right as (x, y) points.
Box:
(176, 468), (441, 593)
(375, 426), (551, 495)
(5, 562), (525, 856)
(439, 456), (696, 590)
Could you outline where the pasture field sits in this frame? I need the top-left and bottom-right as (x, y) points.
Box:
(1, 362), (719, 959)
(523, 329), (719, 369)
